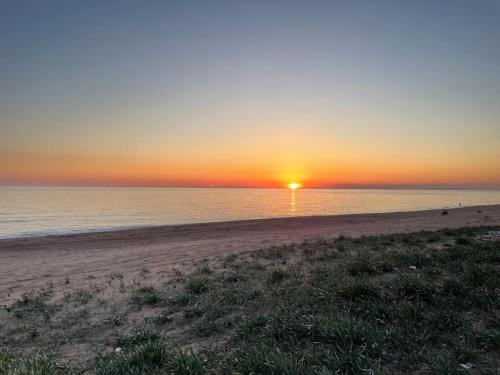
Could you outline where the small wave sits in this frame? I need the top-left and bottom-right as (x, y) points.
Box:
(0, 225), (149, 240)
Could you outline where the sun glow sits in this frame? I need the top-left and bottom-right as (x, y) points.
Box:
(288, 182), (301, 190)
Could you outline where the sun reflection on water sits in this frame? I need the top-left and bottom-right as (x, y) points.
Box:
(290, 189), (296, 213)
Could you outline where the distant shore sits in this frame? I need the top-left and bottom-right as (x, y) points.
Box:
(1, 204), (499, 302)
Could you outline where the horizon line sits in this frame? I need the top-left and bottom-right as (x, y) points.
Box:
(1, 183), (500, 191)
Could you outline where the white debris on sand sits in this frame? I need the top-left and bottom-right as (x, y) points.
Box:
(460, 363), (474, 370)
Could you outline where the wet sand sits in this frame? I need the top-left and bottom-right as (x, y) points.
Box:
(1, 204), (499, 302)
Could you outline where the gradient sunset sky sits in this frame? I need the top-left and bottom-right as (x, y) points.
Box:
(1, 0), (500, 189)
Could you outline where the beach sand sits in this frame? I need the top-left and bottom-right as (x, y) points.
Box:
(1, 204), (499, 303)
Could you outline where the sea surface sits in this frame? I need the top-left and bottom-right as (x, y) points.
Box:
(1, 187), (500, 239)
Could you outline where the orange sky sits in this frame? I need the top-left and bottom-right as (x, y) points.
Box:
(2, 2), (500, 189)
(2, 128), (499, 188)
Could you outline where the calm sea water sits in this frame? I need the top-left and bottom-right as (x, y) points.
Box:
(1, 187), (500, 239)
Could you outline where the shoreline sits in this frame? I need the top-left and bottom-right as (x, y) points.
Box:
(1, 204), (499, 302)
(0, 202), (497, 241)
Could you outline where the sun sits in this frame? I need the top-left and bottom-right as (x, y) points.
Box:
(288, 182), (301, 190)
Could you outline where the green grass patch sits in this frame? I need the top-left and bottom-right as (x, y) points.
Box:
(131, 286), (162, 306)
(185, 277), (209, 294)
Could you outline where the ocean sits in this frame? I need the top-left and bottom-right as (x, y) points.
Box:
(1, 187), (499, 239)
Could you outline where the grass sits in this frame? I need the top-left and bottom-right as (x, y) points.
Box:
(6, 290), (59, 320)
(0, 352), (73, 375)
(147, 310), (173, 326)
(63, 288), (93, 304)
(130, 286), (162, 306)
(0, 226), (499, 374)
(185, 277), (210, 294)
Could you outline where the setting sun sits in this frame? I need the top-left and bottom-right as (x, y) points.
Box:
(288, 182), (301, 190)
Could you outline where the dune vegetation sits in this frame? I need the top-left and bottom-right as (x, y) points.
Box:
(1, 226), (499, 374)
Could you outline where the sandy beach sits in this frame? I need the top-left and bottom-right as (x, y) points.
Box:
(1, 204), (499, 303)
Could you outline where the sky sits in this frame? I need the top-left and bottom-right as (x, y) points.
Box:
(1, 0), (500, 189)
